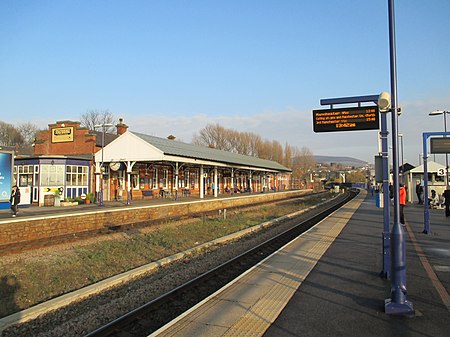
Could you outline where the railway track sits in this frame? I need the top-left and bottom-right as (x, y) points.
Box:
(0, 192), (326, 256)
(86, 189), (358, 337)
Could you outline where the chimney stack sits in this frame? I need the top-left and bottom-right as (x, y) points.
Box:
(116, 118), (128, 135)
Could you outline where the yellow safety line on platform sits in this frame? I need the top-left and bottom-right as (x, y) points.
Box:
(224, 206), (359, 337)
(153, 191), (365, 337)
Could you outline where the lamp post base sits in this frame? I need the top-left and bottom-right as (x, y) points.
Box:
(385, 298), (414, 316)
(381, 231), (391, 279)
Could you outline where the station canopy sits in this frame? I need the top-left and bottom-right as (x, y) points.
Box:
(95, 131), (291, 173)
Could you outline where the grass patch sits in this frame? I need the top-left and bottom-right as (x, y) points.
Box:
(0, 193), (333, 317)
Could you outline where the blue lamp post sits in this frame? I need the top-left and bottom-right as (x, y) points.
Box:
(384, 0), (414, 315)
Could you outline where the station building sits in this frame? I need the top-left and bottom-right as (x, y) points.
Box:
(13, 120), (103, 206)
(13, 119), (292, 206)
(402, 161), (447, 203)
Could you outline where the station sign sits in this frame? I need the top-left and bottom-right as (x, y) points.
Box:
(437, 168), (447, 176)
(312, 106), (379, 133)
(52, 126), (74, 143)
(430, 137), (450, 154)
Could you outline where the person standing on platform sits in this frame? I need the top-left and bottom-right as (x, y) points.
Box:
(399, 184), (407, 226)
(389, 182), (394, 199)
(443, 188), (450, 217)
(416, 180), (423, 204)
(9, 185), (21, 217)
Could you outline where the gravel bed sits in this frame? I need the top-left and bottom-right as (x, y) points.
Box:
(1, 196), (339, 337)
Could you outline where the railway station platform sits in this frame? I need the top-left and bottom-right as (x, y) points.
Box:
(151, 190), (450, 337)
(0, 189), (307, 222)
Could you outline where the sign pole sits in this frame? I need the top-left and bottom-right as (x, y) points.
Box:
(423, 133), (430, 234)
(380, 112), (391, 279)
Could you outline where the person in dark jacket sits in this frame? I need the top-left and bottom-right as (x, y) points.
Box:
(9, 185), (20, 217)
(415, 180), (423, 204)
(443, 189), (450, 217)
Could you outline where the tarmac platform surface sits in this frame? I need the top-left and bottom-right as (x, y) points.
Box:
(153, 190), (450, 337)
(264, 191), (450, 337)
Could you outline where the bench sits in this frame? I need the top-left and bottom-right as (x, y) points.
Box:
(160, 189), (172, 198)
(141, 190), (154, 199)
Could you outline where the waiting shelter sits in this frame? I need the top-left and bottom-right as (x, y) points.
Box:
(404, 161), (446, 203)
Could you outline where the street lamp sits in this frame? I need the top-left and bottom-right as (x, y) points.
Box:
(429, 110), (450, 188)
(94, 123), (113, 206)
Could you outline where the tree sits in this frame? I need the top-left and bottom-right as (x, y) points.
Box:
(284, 143), (293, 168)
(193, 123), (233, 151)
(0, 121), (24, 146)
(80, 109), (115, 132)
(192, 123), (322, 189)
(291, 146), (316, 179)
(192, 123), (312, 169)
(17, 122), (40, 145)
(272, 140), (284, 163)
(345, 171), (366, 183)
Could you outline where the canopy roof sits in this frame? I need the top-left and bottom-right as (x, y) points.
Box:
(408, 161), (445, 173)
(96, 131), (291, 173)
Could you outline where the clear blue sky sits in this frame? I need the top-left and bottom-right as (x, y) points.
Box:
(1, 0), (449, 164)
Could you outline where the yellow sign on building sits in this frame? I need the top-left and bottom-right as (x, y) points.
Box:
(52, 127), (74, 143)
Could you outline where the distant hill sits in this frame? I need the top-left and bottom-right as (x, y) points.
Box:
(314, 155), (368, 167)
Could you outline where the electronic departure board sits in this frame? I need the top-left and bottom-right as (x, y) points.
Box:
(430, 137), (450, 154)
(313, 106), (379, 133)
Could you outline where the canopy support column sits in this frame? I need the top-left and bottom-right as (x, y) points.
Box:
(200, 165), (204, 199)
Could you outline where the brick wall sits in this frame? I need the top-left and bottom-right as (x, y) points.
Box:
(0, 190), (311, 246)
(33, 121), (97, 156)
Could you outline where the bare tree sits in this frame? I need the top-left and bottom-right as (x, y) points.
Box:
(0, 121), (24, 146)
(80, 109), (115, 131)
(193, 123), (313, 170)
(257, 140), (272, 160)
(236, 132), (252, 156)
(272, 140), (284, 163)
(292, 146), (316, 179)
(284, 142), (293, 168)
(193, 123), (233, 151)
(246, 132), (262, 157)
(192, 124), (218, 148)
(227, 130), (242, 154)
(17, 122), (40, 145)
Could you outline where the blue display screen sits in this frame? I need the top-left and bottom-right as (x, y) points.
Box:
(0, 152), (13, 201)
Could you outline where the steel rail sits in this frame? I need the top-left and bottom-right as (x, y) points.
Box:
(86, 190), (358, 337)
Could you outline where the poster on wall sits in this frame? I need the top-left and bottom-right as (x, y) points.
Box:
(0, 151), (13, 206)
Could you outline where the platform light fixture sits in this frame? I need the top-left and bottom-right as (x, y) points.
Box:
(378, 92), (391, 112)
